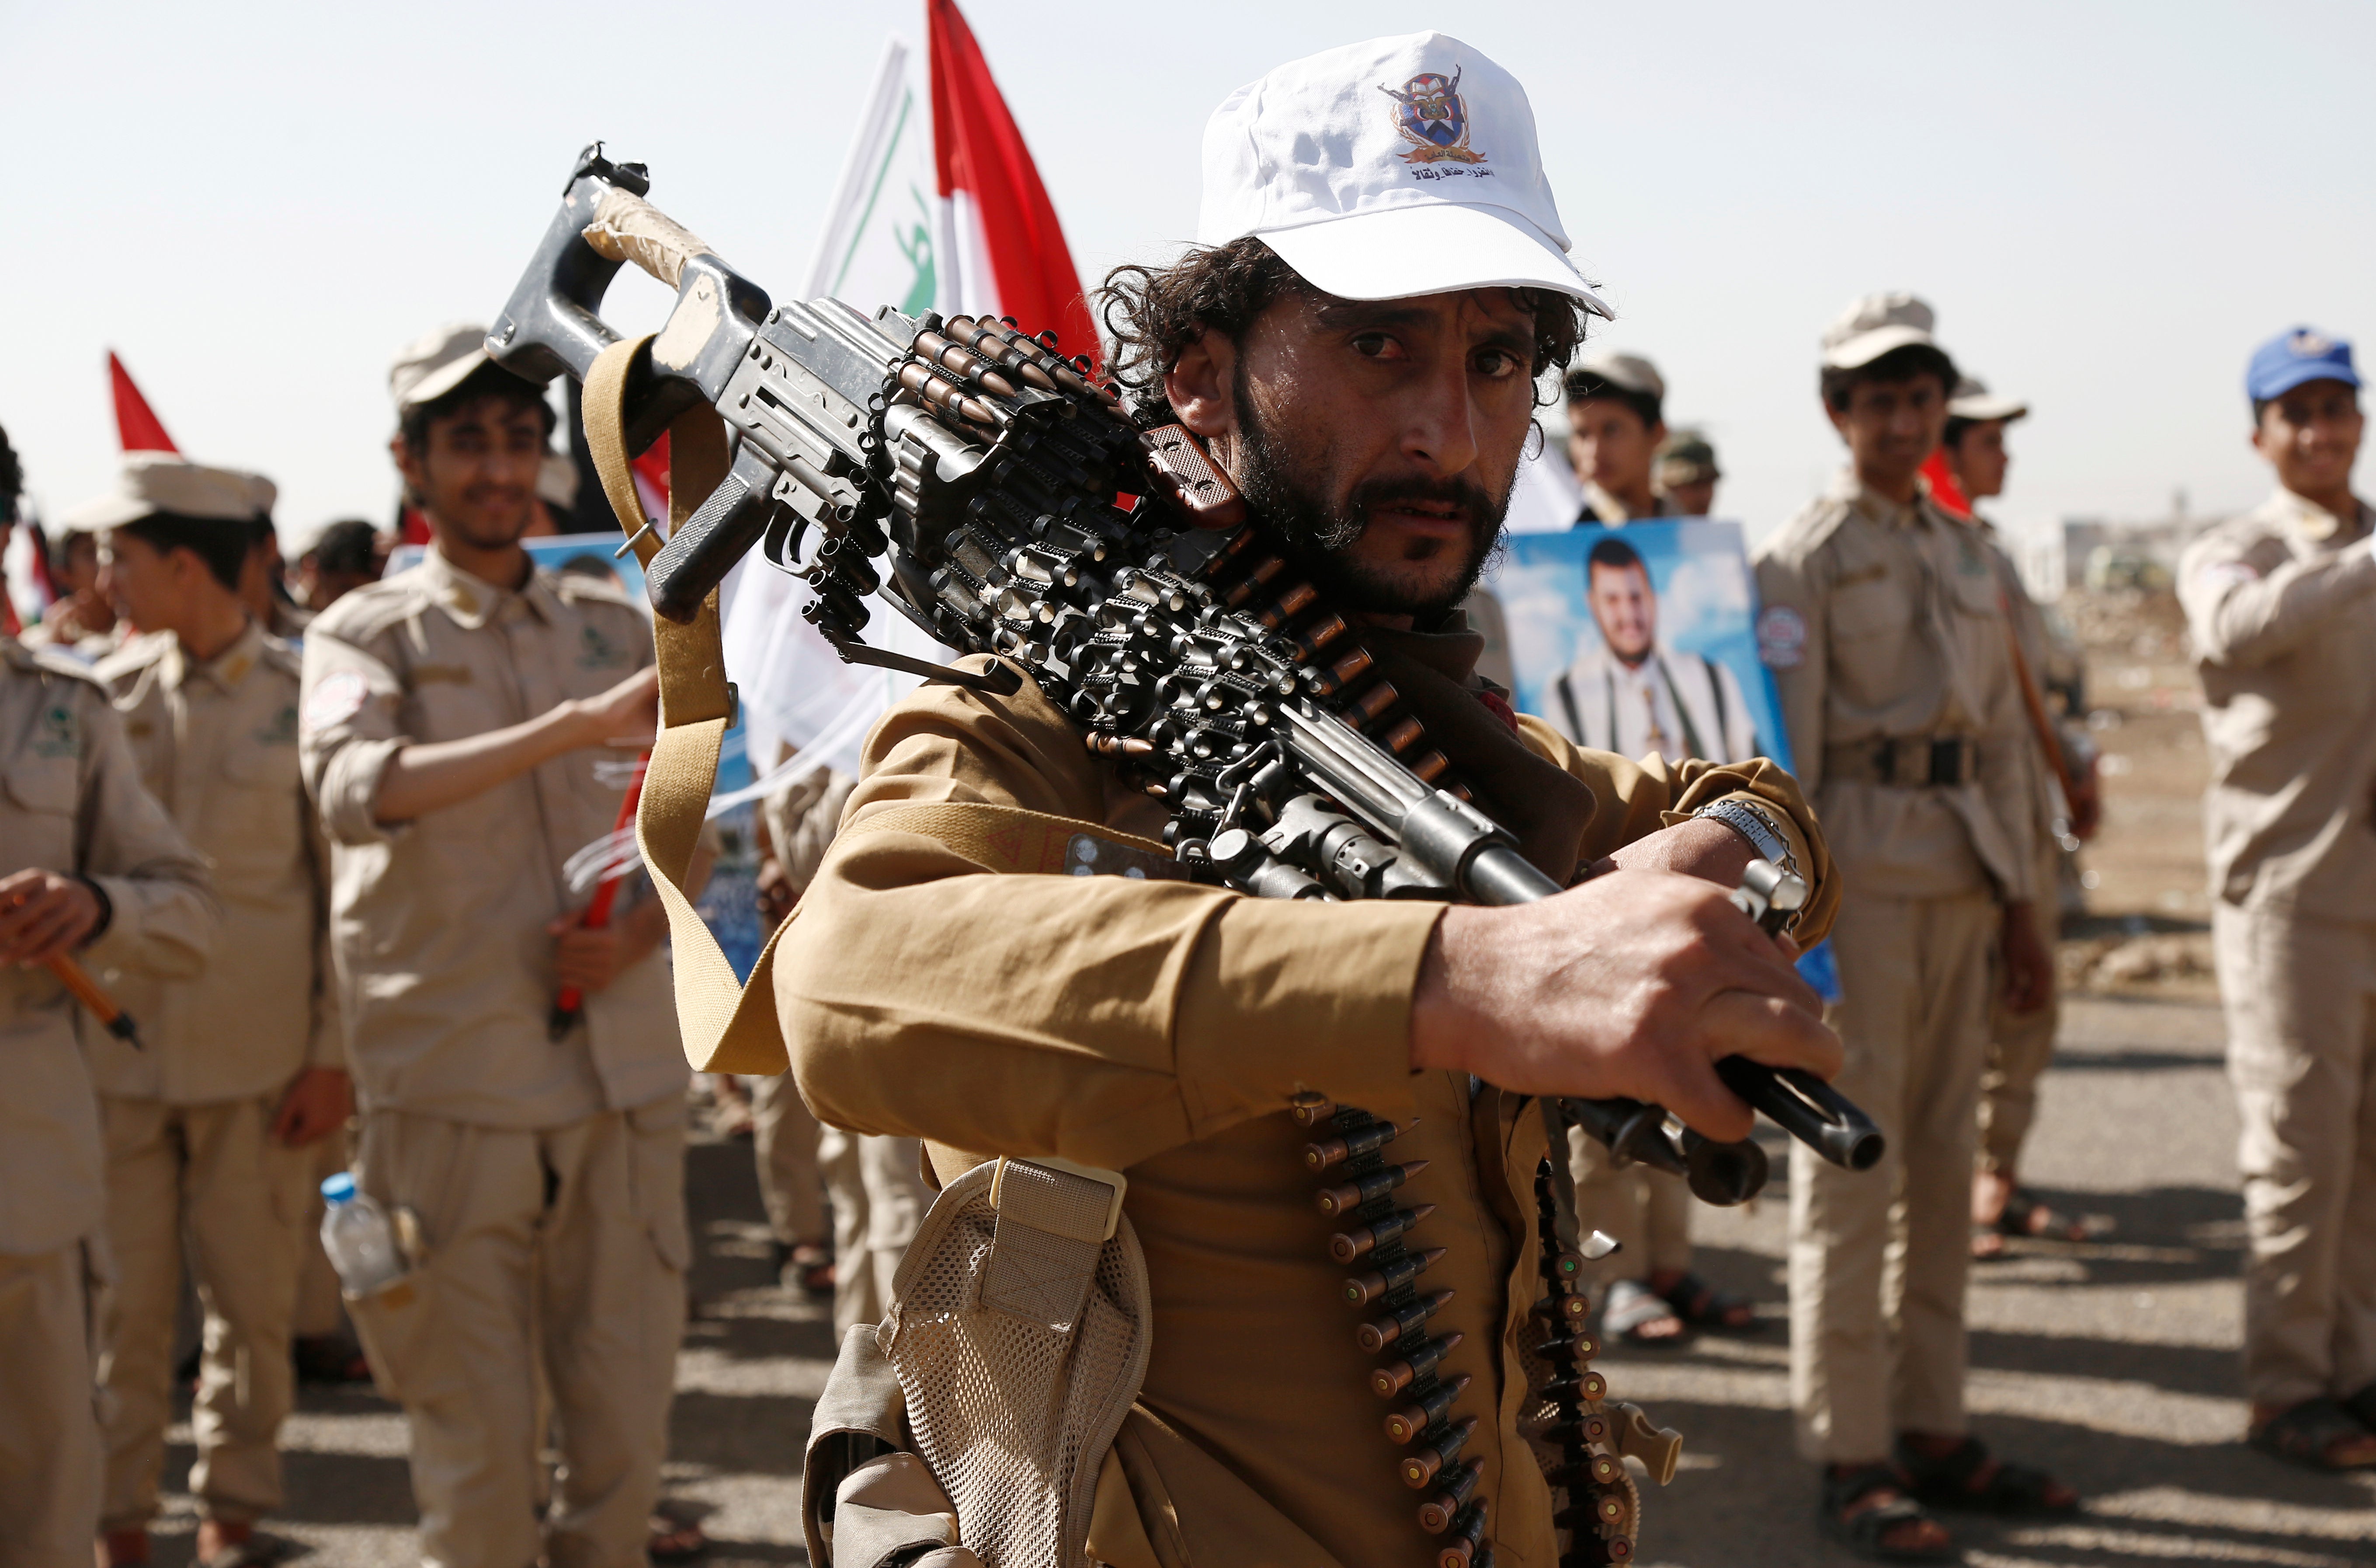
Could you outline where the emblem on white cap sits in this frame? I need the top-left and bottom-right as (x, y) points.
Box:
(1196, 33), (1612, 317)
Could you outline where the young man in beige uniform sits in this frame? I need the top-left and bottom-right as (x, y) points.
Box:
(1756, 295), (2074, 1559)
(0, 435), (217, 1568)
(781, 35), (1848, 1568)
(58, 457), (347, 1568)
(2181, 327), (2376, 1471)
(1566, 350), (1674, 525)
(1937, 380), (2105, 1256)
(299, 327), (690, 1568)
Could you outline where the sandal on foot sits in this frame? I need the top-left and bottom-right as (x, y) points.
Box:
(649, 1510), (709, 1561)
(1601, 1277), (1687, 1346)
(1896, 1435), (2079, 1514)
(1818, 1463), (1956, 1564)
(1995, 1190), (2090, 1244)
(2250, 1397), (2376, 1471)
(1658, 1270), (1758, 1332)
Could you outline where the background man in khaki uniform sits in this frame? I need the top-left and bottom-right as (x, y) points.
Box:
(2180, 327), (2376, 1471)
(299, 327), (691, 1568)
(1935, 379), (2105, 1257)
(1566, 350), (1674, 524)
(782, 35), (1846, 1568)
(0, 430), (217, 1568)
(1756, 295), (2074, 1560)
(63, 456), (347, 1568)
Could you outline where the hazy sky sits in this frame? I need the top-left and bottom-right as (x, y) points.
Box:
(7, 0), (2371, 551)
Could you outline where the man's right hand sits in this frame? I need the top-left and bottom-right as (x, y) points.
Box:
(1409, 868), (1841, 1143)
(566, 666), (660, 749)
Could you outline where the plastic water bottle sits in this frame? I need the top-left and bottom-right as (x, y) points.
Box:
(319, 1173), (405, 1294)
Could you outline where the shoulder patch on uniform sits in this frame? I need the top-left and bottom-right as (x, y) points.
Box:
(301, 669), (372, 734)
(550, 567), (633, 606)
(1757, 605), (1808, 669)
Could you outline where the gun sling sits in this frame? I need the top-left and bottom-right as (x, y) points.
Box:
(581, 333), (1174, 1078)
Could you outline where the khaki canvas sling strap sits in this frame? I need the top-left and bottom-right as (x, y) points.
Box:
(578, 335), (1176, 1075)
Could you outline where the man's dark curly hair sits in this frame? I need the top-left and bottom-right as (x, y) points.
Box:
(1098, 237), (1592, 429)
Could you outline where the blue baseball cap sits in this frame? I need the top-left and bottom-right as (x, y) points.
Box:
(2246, 326), (2360, 405)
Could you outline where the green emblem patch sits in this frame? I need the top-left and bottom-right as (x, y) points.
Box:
(577, 623), (629, 670)
(255, 704), (300, 747)
(32, 702), (78, 758)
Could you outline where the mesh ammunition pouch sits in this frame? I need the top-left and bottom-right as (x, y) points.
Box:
(804, 1156), (1153, 1568)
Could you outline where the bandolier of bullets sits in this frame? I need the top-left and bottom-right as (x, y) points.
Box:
(1292, 1092), (1491, 1568)
(1526, 1163), (1641, 1566)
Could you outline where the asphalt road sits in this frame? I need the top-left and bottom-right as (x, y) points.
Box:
(131, 985), (2376, 1568)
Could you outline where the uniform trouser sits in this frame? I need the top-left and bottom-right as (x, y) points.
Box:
(1564, 1123), (1693, 1283)
(749, 1072), (826, 1246)
(820, 1128), (929, 1336)
(0, 1240), (105, 1568)
(1977, 840), (2065, 1175)
(1791, 889), (1996, 1461)
(2213, 903), (2376, 1409)
(292, 1130), (351, 1340)
(97, 1094), (316, 1530)
(356, 1103), (687, 1568)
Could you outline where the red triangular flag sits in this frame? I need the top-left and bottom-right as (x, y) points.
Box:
(927, 0), (1099, 371)
(108, 353), (180, 454)
(1920, 449), (1972, 519)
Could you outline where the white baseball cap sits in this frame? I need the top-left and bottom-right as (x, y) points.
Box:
(1197, 33), (1612, 318)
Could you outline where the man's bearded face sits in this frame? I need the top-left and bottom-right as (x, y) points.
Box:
(1231, 359), (1515, 622)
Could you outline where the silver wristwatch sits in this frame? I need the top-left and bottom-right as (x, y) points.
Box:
(1692, 799), (1800, 883)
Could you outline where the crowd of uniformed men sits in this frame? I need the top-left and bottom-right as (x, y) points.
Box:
(2, 88), (2373, 1568)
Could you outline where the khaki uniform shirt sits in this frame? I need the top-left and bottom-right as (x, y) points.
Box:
(90, 621), (337, 1104)
(1972, 519), (2064, 846)
(0, 638), (215, 1255)
(299, 548), (683, 1128)
(1577, 483), (1671, 526)
(2178, 490), (2376, 918)
(1754, 472), (2039, 903)
(777, 652), (1835, 1568)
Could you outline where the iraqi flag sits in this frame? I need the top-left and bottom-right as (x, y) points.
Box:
(719, 0), (1094, 795)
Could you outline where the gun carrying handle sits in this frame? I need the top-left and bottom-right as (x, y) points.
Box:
(582, 186), (716, 291)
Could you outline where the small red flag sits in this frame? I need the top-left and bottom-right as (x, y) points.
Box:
(927, 0), (1098, 371)
(108, 353), (180, 454)
(1920, 449), (1972, 519)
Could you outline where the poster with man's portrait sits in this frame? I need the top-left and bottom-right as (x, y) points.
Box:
(1496, 520), (1836, 996)
(1498, 521), (1797, 776)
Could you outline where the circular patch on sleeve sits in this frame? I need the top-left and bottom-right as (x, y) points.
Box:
(301, 669), (371, 734)
(1756, 605), (1808, 669)
(2197, 559), (2261, 593)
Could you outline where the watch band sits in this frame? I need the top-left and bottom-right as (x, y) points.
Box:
(1692, 799), (1800, 883)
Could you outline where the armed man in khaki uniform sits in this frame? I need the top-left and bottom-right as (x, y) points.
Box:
(0, 432), (217, 1568)
(59, 457), (347, 1568)
(1755, 295), (2074, 1560)
(2181, 327), (2376, 1471)
(781, 36), (1846, 1568)
(299, 328), (693, 1568)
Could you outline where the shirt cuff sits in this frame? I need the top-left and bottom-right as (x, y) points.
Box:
(317, 735), (409, 847)
(1173, 896), (1445, 1134)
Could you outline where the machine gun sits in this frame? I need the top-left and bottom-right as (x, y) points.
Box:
(488, 145), (1882, 1197)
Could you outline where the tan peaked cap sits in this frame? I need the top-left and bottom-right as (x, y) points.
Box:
(1821, 291), (1943, 370)
(1656, 428), (1720, 483)
(1949, 375), (2028, 423)
(59, 452), (275, 534)
(1569, 350), (1665, 402)
(390, 322), (494, 411)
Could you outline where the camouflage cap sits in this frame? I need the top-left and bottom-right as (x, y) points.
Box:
(1948, 375), (2027, 423)
(1655, 429), (1720, 485)
(1821, 291), (1941, 371)
(59, 452), (276, 534)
